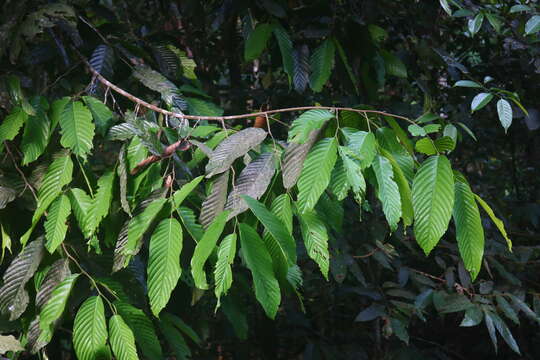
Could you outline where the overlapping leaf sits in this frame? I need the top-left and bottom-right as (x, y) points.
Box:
(298, 210), (330, 279)
(0, 106), (27, 141)
(310, 38), (335, 92)
(44, 194), (71, 253)
(109, 315), (139, 360)
(199, 170), (229, 229)
(73, 296), (109, 360)
(21, 97), (50, 165)
(214, 233), (237, 309)
(288, 110), (333, 144)
(372, 155), (402, 232)
(244, 23), (274, 61)
(35, 259), (71, 309)
(59, 101), (95, 158)
(282, 128), (321, 189)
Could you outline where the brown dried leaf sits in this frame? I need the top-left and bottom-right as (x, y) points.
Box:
(199, 170), (229, 229)
(282, 129), (321, 189)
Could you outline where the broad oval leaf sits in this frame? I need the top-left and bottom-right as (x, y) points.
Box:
(239, 223), (281, 319)
(0, 238), (44, 320)
(471, 92), (494, 112)
(214, 233), (237, 309)
(205, 128), (267, 177)
(297, 137), (338, 213)
(415, 138), (437, 155)
(191, 211), (229, 289)
(282, 128), (321, 189)
(44, 194), (71, 253)
(373, 155), (402, 232)
(109, 314), (139, 360)
(412, 155), (454, 255)
(298, 210), (330, 279)
(310, 38), (335, 92)
(60, 101), (95, 158)
(225, 153), (275, 219)
(453, 181), (484, 280)
(496, 99), (513, 133)
(73, 296), (109, 360)
(147, 218), (183, 317)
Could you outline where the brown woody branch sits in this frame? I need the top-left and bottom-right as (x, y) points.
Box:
(130, 140), (191, 175)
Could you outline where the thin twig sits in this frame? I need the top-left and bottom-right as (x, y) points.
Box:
(353, 248), (380, 259)
(3, 142), (38, 202)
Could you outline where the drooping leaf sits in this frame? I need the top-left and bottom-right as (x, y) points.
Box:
(0, 238), (44, 320)
(178, 207), (204, 241)
(298, 210), (330, 279)
(191, 211), (229, 289)
(282, 128), (321, 189)
(380, 50), (407, 78)
(453, 180), (484, 280)
(21, 97), (50, 165)
(376, 127), (414, 182)
(329, 157), (350, 201)
(59, 101), (95, 158)
(160, 320), (191, 360)
(525, 15), (540, 35)
(89, 44), (114, 77)
(205, 128), (267, 177)
(109, 314), (139, 360)
(161, 312), (202, 346)
(244, 23), (274, 61)
(132, 65), (186, 111)
(333, 38), (359, 94)
(309, 38), (335, 92)
(273, 24), (294, 84)
(147, 218), (183, 316)
(471, 93), (494, 112)
(297, 137), (338, 213)
(474, 194), (512, 251)
(125, 197), (167, 254)
(214, 233), (237, 309)
(225, 153), (275, 219)
(468, 13), (484, 36)
(199, 170), (229, 229)
(69, 188), (95, 239)
(412, 155), (454, 255)
(35, 259), (71, 309)
(496, 295), (520, 325)
(239, 223), (281, 319)
(91, 171), (115, 230)
(379, 148), (413, 227)
(83, 96), (113, 137)
(343, 129), (377, 169)
(0, 106), (27, 141)
(496, 99), (513, 133)
(373, 155), (402, 231)
(115, 301), (163, 359)
(117, 144), (131, 216)
(186, 97), (222, 116)
(44, 194), (71, 253)
(339, 146), (366, 202)
(73, 296), (109, 360)
(39, 274), (79, 342)
(170, 176), (204, 211)
(293, 44), (310, 93)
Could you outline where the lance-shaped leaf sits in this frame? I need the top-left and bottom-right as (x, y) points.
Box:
(160, 313), (201, 346)
(329, 157), (350, 201)
(298, 210), (330, 279)
(60, 101), (95, 158)
(474, 194), (512, 251)
(282, 128), (321, 189)
(273, 24), (294, 84)
(342, 129), (377, 169)
(225, 153), (275, 219)
(178, 207), (204, 242)
(125, 197), (167, 254)
(36, 259), (71, 309)
(496, 99), (513, 133)
(373, 155), (402, 232)
(109, 314), (139, 360)
(214, 233), (237, 309)
(69, 188), (95, 239)
(73, 296), (109, 360)
(39, 274), (79, 343)
(21, 97), (50, 165)
(297, 137), (338, 213)
(27, 317), (47, 353)
(44, 194), (71, 253)
(147, 218), (183, 317)
(199, 170), (229, 229)
(191, 211), (229, 289)
(288, 110), (333, 144)
(91, 171), (115, 229)
(293, 44), (310, 93)
(243, 195), (296, 282)
(170, 176), (204, 211)
(239, 223), (281, 319)
(309, 38), (335, 92)
(453, 181), (484, 280)
(82, 96), (113, 137)
(412, 155), (454, 255)
(115, 301), (163, 360)
(117, 144), (131, 216)
(205, 128), (267, 177)
(244, 23), (274, 61)
(471, 93), (493, 112)
(339, 146), (366, 201)
(0, 238), (44, 320)
(0, 106), (27, 141)
(376, 127), (414, 182)
(160, 319), (191, 360)
(380, 148), (413, 227)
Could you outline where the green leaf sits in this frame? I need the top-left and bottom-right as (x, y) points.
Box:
(21, 98), (50, 165)
(186, 97), (223, 116)
(288, 110), (333, 144)
(60, 101), (95, 158)
(525, 15), (540, 35)
(496, 99), (513, 133)
(82, 96), (113, 137)
(339, 146), (366, 200)
(310, 38), (335, 92)
(474, 194), (512, 251)
(376, 127), (414, 182)
(191, 211), (229, 289)
(147, 218), (183, 316)
(44, 194), (71, 253)
(0, 106), (27, 141)
(408, 124), (425, 137)
(486, 13), (502, 33)
(496, 295), (519, 325)
(471, 93), (494, 112)
(161, 312), (202, 346)
(298, 210), (330, 279)
(91, 171), (115, 230)
(329, 157), (350, 200)
(109, 315), (139, 360)
(510, 5), (531, 13)
(415, 137), (437, 155)
(453, 181), (484, 280)
(333, 38), (359, 94)
(0, 238), (44, 320)
(239, 223), (281, 319)
(73, 296), (109, 360)
(273, 25), (294, 84)
(125, 197), (167, 253)
(380, 148), (413, 227)
(297, 137), (338, 213)
(412, 155), (454, 255)
(35, 259), (71, 310)
(343, 130), (377, 169)
(214, 233), (236, 309)
(178, 207), (204, 241)
(454, 80), (482, 88)
(435, 136), (456, 153)
(170, 176), (204, 211)
(115, 301), (163, 359)
(439, 0), (451, 15)
(160, 320), (190, 360)
(69, 188), (95, 239)
(380, 50), (407, 78)
(373, 155), (402, 232)
(242, 195), (296, 266)
(468, 13), (484, 36)
(244, 23), (274, 61)
(39, 274), (79, 342)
